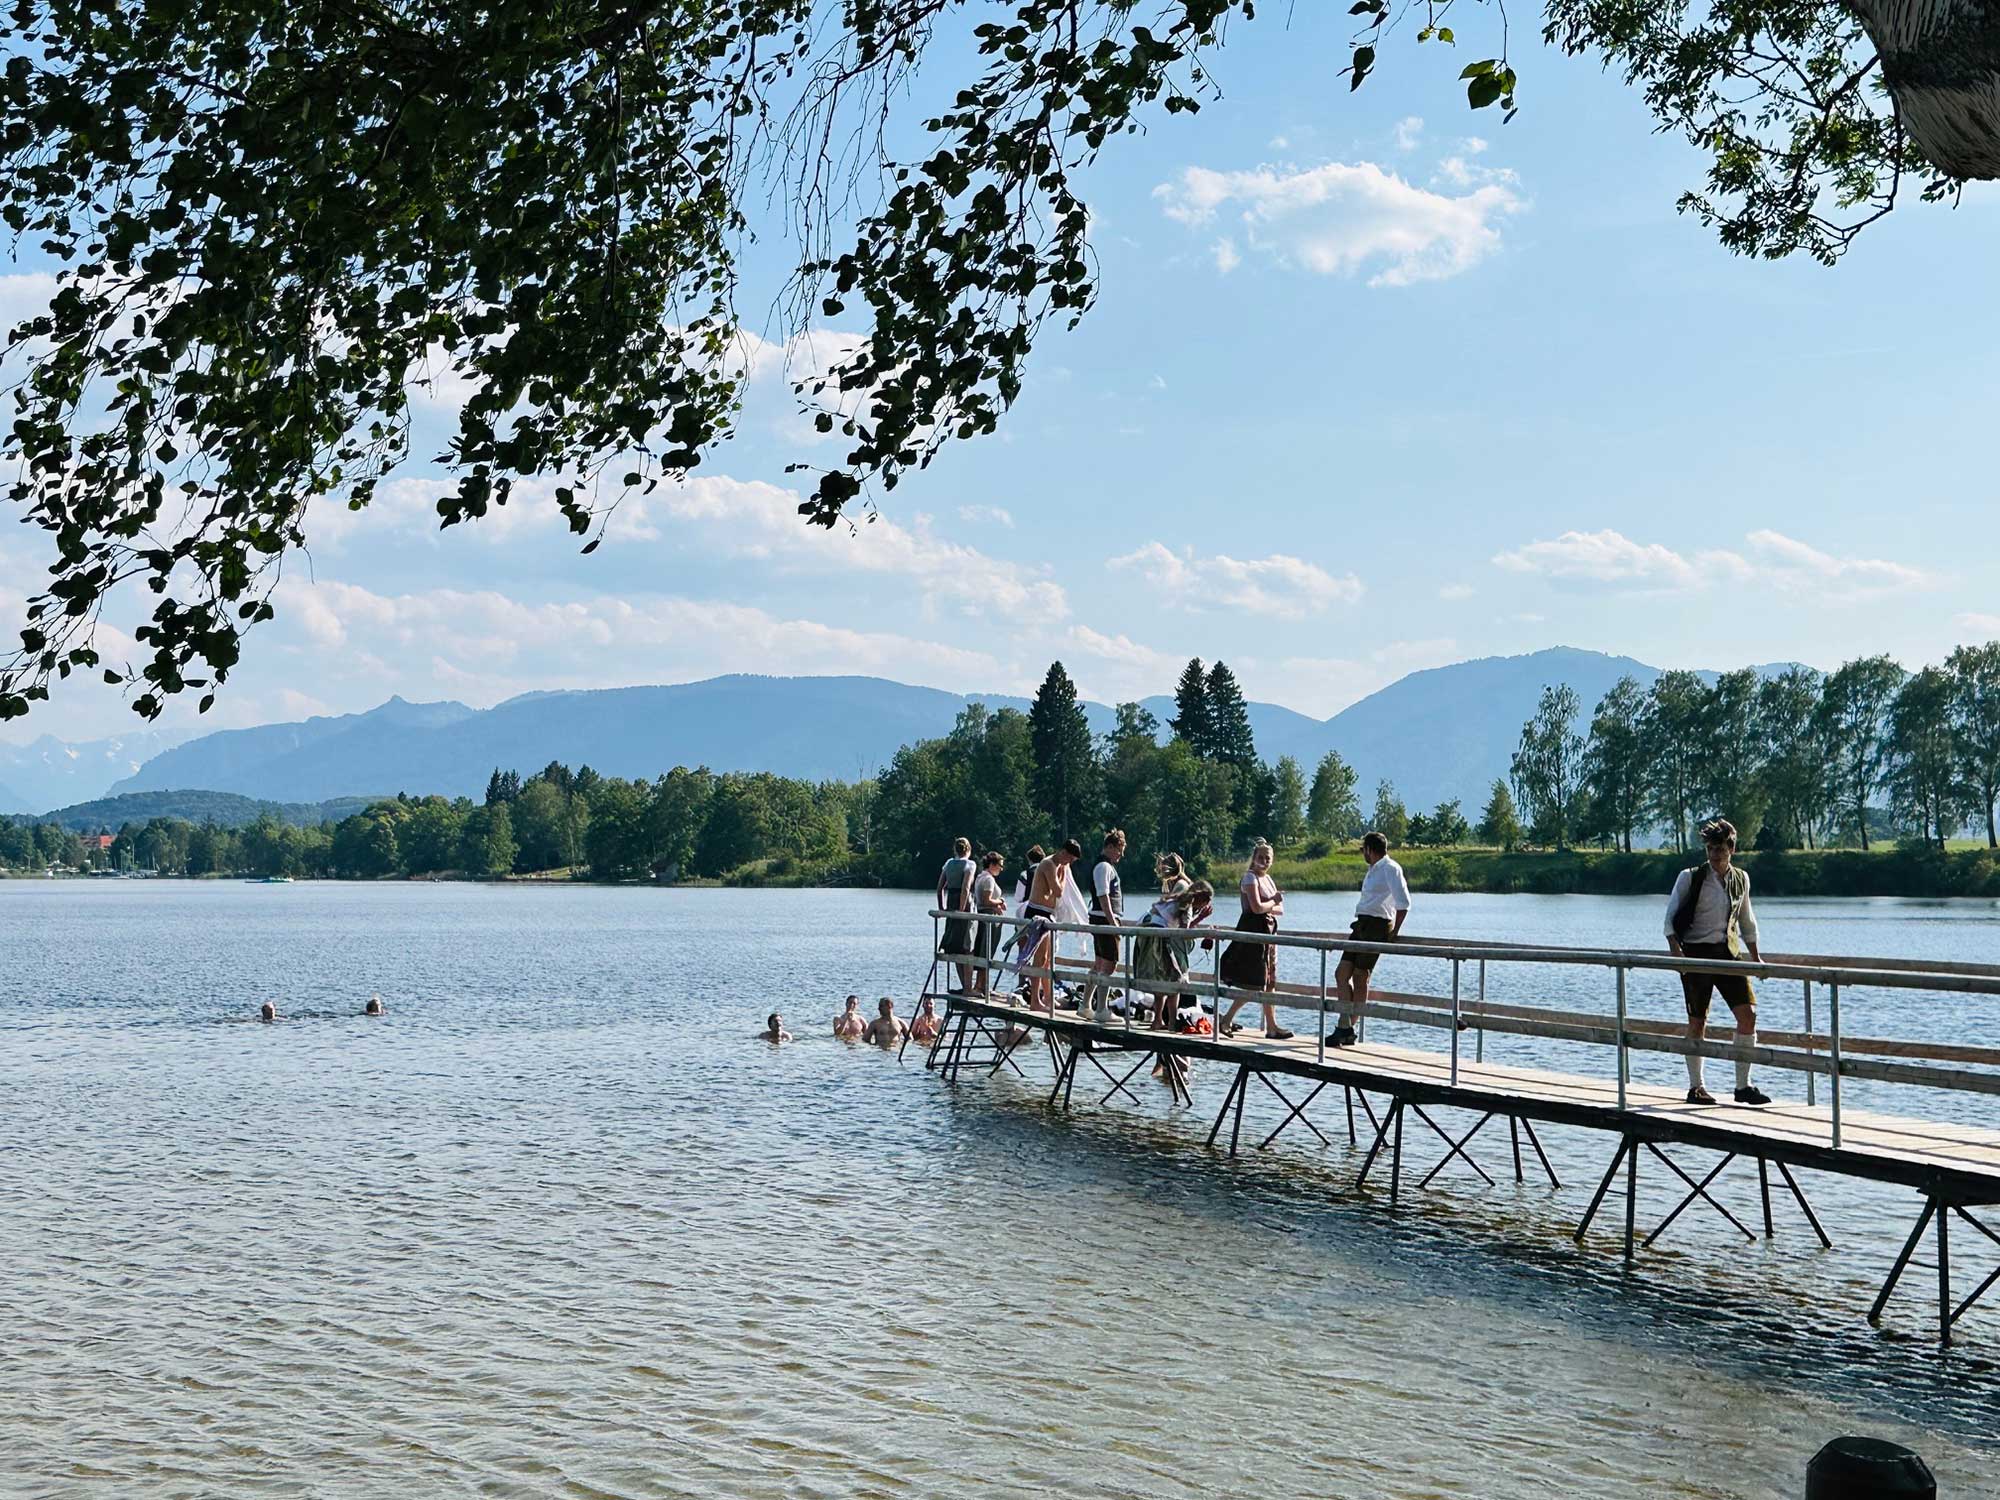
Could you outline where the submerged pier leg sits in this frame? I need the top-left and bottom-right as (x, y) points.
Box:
(1390, 1101), (1406, 1206)
(1205, 1066), (1248, 1149)
(1624, 1137), (1639, 1264)
(1775, 1161), (1833, 1248)
(1354, 1097), (1402, 1192)
(1869, 1196), (1939, 1326)
(1575, 1135), (1635, 1245)
(1520, 1119), (1562, 1189)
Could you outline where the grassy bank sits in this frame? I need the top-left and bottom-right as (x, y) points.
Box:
(1265, 846), (2000, 899)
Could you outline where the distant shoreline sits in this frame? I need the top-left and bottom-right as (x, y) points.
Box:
(11, 845), (1998, 899)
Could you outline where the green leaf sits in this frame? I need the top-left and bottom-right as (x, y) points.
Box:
(1468, 75), (1505, 108)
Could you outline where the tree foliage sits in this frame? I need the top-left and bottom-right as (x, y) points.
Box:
(1510, 683), (1586, 849)
(5, 0), (1980, 724)
(1307, 749), (1363, 842)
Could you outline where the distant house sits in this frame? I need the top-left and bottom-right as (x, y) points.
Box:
(90, 834), (115, 852)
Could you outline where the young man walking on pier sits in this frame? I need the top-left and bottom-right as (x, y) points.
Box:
(1083, 830), (1126, 1023)
(1666, 818), (1769, 1107)
(1331, 831), (1410, 1046)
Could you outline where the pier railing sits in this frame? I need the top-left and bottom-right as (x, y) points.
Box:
(928, 909), (2000, 1149)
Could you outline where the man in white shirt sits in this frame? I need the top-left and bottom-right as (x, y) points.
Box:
(1331, 831), (1410, 1047)
(1666, 818), (1769, 1106)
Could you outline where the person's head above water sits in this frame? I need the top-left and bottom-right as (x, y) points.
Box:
(877, 997), (895, 1017)
(768, 1012), (782, 1031)
(364, 994), (384, 1016)
(844, 995), (860, 1011)
(259, 1001), (276, 1022)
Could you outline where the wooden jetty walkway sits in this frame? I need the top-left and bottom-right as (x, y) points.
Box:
(917, 911), (2000, 1345)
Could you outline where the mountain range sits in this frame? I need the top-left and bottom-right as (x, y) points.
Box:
(0, 727), (195, 816)
(1, 646), (1714, 821)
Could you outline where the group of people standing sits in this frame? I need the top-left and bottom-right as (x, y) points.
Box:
(931, 814), (1775, 1110)
(933, 828), (1414, 1046)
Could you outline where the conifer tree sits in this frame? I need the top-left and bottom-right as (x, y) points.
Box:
(1028, 661), (1099, 840)
(1169, 659), (1212, 756)
(1204, 660), (1256, 768)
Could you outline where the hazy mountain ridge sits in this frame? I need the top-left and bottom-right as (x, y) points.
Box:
(78, 648), (1737, 818)
(0, 727), (197, 814)
(10, 789), (378, 833)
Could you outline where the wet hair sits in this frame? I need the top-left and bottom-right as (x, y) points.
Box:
(952, 836), (971, 856)
(982, 850), (1005, 869)
(1176, 879), (1214, 915)
(1061, 838), (1084, 859)
(259, 1001), (276, 1022)
(1701, 818), (1738, 848)
(364, 995), (383, 1015)
(1103, 828), (1126, 851)
(1361, 831), (1389, 857)
(768, 1012), (781, 1030)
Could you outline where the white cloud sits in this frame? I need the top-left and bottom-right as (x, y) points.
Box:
(1109, 541), (1362, 618)
(1959, 612), (2000, 638)
(1393, 117), (1424, 151)
(1438, 583), (1475, 601)
(957, 504), (1015, 529)
(1154, 159), (1523, 287)
(1212, 237), (1241, 274)
(1492, 528), (1928, 601)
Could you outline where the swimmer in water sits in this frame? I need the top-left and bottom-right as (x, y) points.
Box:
(863, 997), (907, 1047)
(259, 1001), (277, 1023)
(910, 996), (942, 1045)
(364, 994), (385, 1016)
(759, 1012), (792, 1043)
(833, 995), (866, 1040)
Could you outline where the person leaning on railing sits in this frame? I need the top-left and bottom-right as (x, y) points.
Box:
(1665, 818), (1770, 1107)
(1332, 830), (1410, 1047)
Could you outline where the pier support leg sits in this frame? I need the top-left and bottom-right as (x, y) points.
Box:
(1575, 1135), (1636, 1245)
(941, 1009), (973, 1083)
(1047, 1040), (1079, 1108)
(1624, 1136), (1639, 1264)
(1253, 1076), (1330, 1151)
(1344, 1087), (1357, 1147)
(1939, 1204), (1951, 1347)
(1355, 1097), (1404, 1193)
(1416, 1111), (1499, 1189)
(1757, 1157), (1775, 1238)
(1869, 1196), (1939, 1326)
(1775, 1161), (1832, 1249)
(1639, 1147), (1755, 1248)
(1521, 1118), (1562, 1189)
(1509, 1116), (1524, 1183)
(925, 1000), (957, 1071)
(1206, 1066), (1250, 1150)
(1228, 1066), (1251, 1157)
(1391, 1100), (1406, 1207)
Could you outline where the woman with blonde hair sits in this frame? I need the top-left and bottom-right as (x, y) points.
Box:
(1154, 851), (1190, 899)
(1219, 841), (1293, 1040)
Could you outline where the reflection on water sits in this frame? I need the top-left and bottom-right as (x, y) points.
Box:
(4, 882), (1998, 1497)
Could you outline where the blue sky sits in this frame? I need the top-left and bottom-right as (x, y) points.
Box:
(3, 15), (1997, 744)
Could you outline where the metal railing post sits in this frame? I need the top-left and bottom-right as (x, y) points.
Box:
(1450, 957), (1462, 1086)
(1476, 959), (1486, 1064)
(1614, 965), (1628, 1111)
(1317, 949), (1328, 1065)
(1124, 929), (1135, 1035)
(1829, 980), (1844, 1149)
(1803, 979), (1816, 1107)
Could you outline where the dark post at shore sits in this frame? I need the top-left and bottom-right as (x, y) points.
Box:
(1804, 1437), (1934, 1498)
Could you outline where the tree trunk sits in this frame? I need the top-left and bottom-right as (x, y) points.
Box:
(1850, 0), (2000, 179)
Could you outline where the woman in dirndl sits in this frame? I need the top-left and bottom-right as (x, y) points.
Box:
(1135, 879), (1214, 1029)
(1219, 841), (1293, 1040)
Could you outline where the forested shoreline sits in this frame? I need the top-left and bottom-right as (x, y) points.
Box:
(6, 648), (1998, 898)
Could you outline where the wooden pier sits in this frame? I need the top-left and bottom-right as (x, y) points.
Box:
(918, 912), (2000, 1345)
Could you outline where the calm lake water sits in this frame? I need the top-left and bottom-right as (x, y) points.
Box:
(5, 881), (2000, 1498)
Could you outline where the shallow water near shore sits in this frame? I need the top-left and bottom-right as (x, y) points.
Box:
(5, 880), (2000, 1497)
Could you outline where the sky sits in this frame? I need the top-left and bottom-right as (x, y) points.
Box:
(4, 15), (1998, 745)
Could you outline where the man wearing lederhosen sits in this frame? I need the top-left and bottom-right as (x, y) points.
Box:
(1665, 818), (1770, 1106)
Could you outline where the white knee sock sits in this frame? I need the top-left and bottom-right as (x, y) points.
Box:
(1685, 1050), (1705, 1089)
(1735, 1032), (1753, 1091)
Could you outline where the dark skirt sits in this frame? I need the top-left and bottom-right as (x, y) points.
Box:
(1219, 911), (1277, 992)
(940, 894), (974, 956)
(974, 913), (1002, 962)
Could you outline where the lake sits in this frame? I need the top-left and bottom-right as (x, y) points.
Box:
(5, 881), (1999, 1497)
